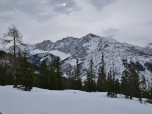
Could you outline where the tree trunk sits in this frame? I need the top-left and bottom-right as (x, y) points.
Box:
(130, 91), (132, 99)
(13, 36), (16, 80)
(69, 77), (71, 89)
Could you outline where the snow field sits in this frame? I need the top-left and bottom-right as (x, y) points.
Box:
(0, 86), (152, 114)
(30, 49), (70, 60)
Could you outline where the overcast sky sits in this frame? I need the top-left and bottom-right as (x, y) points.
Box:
(0, 0), (152, 47)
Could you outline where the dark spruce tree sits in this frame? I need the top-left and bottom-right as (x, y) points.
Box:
(107, 70), (120, 98)
(146, 75), (152, 104)
(55, 57), (63, 90)
(73, 59), (82, 90)
(121, 70), (130, 98)
(66, 63), (73, 89)
(115, 78), (120, 96)
(38, 59), (49, 89)
(140, 75), (148, 98)
(128, 61), (140, 99)
(48, 58), (57, 90)
(121, 61), (140, 99)
(15, 53), (35, 91)
(107, 70), (112, 97)
(147, 88), (152, 104)
(111, 70), (116, 98)
(82, 80), (87, 91)
(86, 57), (96, 92)
(97, 54), (107, 92)
(0, 62), (7, 86)
(0, 52), (14, 86)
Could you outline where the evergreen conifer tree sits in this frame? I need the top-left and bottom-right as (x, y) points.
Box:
(48, 59), (57, 90)
(111, 70), (116, 98)
(140, 75), (147, 98)
(15, 53), (35, 91)
(121, 61), (140, 99)
(38, 59), (48, 89)
(0, 61), (14, 86)
(0, 62), (6, 86)
(146, 75), (152, 104)
(107, 70), (119, 98)
(128, 61), (140, 99)
(115, 78), (120, 96)
(148, 88), (152, 103)
(86, 57), (96, 92)
(82, 80), (87, 91)
(66, 64), (72, 89)
(121, 70), (130, 98)
(55, 57), (63, 90)
(97, 54), (106, 92)
(73, 59), (82, 90)
(107, 70), (112, 97)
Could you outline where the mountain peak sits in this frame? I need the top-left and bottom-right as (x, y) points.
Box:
(33, 40), (53, 51)
(85, 33), (100, 38)
(42, 40), (52, 43)
(145, 43), (152, 48)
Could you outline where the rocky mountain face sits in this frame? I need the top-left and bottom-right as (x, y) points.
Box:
(26, 33), (152, 82)
(144, 43), (152, 52)
(27, 53), (58, 67)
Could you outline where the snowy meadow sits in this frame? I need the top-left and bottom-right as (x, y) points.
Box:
(0, 86), (151, 114)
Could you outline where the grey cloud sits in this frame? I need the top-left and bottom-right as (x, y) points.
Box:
(102, 28), (120, 37)
(49, 0), (80, 14)
(0, 0), (79, 21)
(89, 0), (116, 10)
(0, 0), (49, 21)
(0, 0), (43, 14)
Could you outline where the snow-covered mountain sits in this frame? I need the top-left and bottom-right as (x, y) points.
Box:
(26, 33), (152, 82)
(144, 43), (152, 52)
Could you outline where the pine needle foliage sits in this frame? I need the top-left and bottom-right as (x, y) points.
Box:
(14, 53), (35, 91)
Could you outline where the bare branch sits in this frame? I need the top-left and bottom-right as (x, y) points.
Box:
(0, 25), (26, 80)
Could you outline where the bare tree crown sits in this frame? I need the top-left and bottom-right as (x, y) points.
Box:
(3, 25), (24, 45)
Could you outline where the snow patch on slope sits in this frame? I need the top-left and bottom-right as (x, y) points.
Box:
(49, 50), (71, 60)
(30, 49), (70, 60)
(30, 49), (47, 55)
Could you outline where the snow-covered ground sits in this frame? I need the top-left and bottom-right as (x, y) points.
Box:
(0, 86), (151, 114)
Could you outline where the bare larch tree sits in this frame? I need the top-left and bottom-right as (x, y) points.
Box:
(0, 25), (26, 80)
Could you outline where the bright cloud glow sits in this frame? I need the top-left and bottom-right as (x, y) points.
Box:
(63, 3), (66, 6)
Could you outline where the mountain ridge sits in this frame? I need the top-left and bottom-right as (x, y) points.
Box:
(24, 34), (152, 83)
(1, 33), (152, 82)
